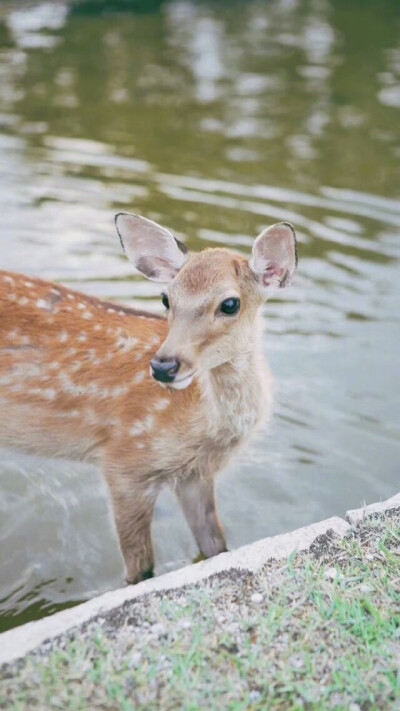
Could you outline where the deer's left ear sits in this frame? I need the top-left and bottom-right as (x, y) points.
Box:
(115, 212), (188, 283)
(250, 222), (298, 297)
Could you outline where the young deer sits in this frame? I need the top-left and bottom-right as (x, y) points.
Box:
(0, 214), (297, 583)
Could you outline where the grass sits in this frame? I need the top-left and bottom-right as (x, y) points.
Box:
(1, 511), (400, 710)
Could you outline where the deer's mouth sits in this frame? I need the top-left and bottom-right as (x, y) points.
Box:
(166, 371), (196, 390)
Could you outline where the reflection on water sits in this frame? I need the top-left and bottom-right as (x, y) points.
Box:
(0, 0), (399, 631)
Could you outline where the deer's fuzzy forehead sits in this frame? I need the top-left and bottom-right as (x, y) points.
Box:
(171, 249), (249, 304)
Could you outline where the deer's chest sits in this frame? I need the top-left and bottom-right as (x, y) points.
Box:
(178, 380), (268, 476)
(147, 368), (271, 481)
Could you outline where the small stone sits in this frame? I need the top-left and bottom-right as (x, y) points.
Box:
(360, 584), (373, 594)
(324, 567), (337, 581)
(249, 690), (261, 701)
(290, 654), (304, 669)
(179, 618), (192, 630)
(251, 592), (263, 604)
(128, 652), (142, 668)
(151, 623), (166, 637)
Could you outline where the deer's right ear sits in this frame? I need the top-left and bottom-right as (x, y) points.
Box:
(115, 213), (188, 283)
(250, 222), (298, 298)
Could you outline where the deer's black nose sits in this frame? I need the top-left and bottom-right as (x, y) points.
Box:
(150, 357), (180, 383)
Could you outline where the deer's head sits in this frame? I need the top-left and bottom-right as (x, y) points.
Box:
(115, 213), (297, 389)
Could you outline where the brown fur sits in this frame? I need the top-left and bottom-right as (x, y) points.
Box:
(0, 270), (236, 582)
(0, 220), (296, 583)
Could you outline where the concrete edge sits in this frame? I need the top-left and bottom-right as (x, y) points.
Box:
(346, 492), (400, 525)
(0, 515), (350, 667)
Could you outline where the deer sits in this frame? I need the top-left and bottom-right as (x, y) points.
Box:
(0, 214), (297, 584)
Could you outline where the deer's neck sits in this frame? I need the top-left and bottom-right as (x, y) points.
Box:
(198, 320), (272, 444)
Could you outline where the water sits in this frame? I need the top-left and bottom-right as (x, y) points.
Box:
(0, 0), (399, 632)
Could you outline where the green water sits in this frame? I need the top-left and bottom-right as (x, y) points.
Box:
(0, 0), (399, 631)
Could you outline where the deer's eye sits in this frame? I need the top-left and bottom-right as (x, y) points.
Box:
(161, 292), (170, 310)
(219, 297), (240, 315)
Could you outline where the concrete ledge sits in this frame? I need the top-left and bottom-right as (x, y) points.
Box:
(0, 515), (349, 667)
(346, 492), (400, 525)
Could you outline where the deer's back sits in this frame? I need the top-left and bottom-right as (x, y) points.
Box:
(0, 271), (185, 461)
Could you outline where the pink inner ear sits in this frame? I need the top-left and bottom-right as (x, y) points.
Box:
(262, 262), (286, 286)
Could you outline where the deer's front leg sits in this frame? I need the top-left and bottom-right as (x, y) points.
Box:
(176, 473), (227, 559)
(104, 469), (159, 584)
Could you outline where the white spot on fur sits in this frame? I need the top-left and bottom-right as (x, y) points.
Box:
(8, 293), (16, 301)
(116, 335), (139, 351)
(94, 324), (102, 332)
(27, 387), (56, 400)
(85, 382), (109, 399)
(24, 281), (34, 288)
(144, 415), (154, 429)
(84, 407), (97, 425)
(18, 296), (29, 306)
(59, 331), (68, 343)
(133, 371), (145, 384)
(153, 398), (169, 411)
(83, 311), (93, 320)
(129, 416), (154, 436)
(136, 441), (145, 449)
(36, 298), (51, 310)
(3, 275), (15, 284)
(67, 293), (75, 300)
(13, 362), (41, 378)
(58, 371), (90, 396)
(58, 371), (83, 397)
(77, 333), (87, 342)
(28, 387), (41, 397)
(130, 420), (145, 436)
(112, 385), (129, 397)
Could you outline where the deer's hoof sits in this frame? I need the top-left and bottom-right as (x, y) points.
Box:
(125, 566), (154, 585)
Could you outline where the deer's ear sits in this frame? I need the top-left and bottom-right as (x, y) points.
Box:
(250, 222), (298, 297)
(115, 213), (188, 283)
